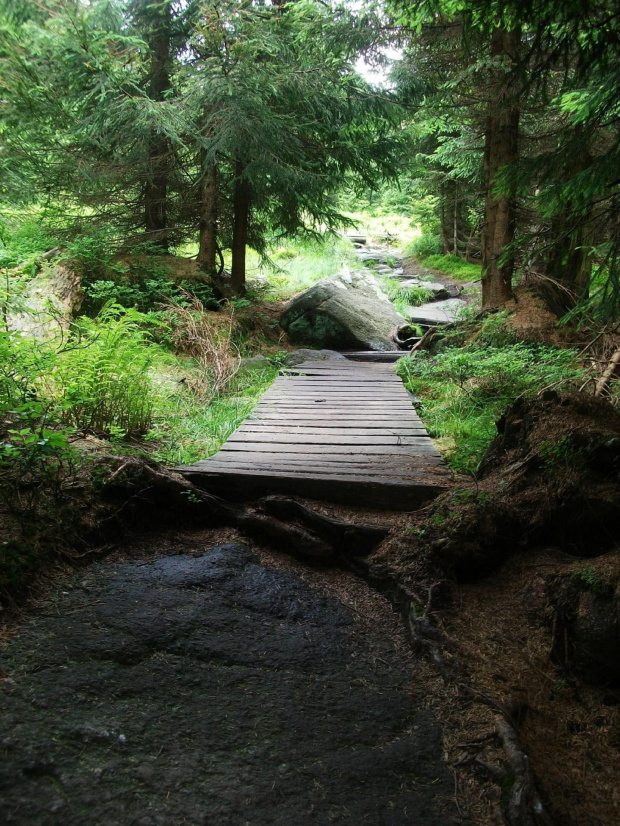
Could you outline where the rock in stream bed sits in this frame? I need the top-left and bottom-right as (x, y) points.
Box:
(0, 543), (461, 826)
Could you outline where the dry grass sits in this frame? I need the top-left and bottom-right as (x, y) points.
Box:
(166, 294), (240, 400)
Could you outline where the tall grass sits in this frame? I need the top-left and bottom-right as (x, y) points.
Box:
(397, 340), (588, 473)
(420, 254), (481, 281)
(150, 364), (277, 465)
(249, 236), (358, 300)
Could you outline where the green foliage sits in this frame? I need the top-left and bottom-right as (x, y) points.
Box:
(538, 435), (582, 470)
(397, 340), (587, 472)
(383, 277), (436, 314)
(404, 232), (443, 260)
(150, 363), (277, 466)
(419, 254), (481, 281)
(49, 306), (159, 436)
(571, 565), (600, 593)
(83, 272), (217, 315)
(256, 236), (357, 301)
(0, 409), (75, 498)
(62, 231), (218, 314)
(0, 221), (58, 270)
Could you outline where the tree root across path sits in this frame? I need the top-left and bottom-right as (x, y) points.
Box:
(95, 455), (554, 826)
(97, 457), (389, 562)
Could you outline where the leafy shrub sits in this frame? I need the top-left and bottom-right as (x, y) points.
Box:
(48, 306), (159, 436)
(403, 232), (443, 259)
(64, 231), (218, 314)
(397, 342), (587, 472)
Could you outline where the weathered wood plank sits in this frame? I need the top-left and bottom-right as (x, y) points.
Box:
(182, 465), (447, 485)
(254, 401), (415, 409)
(219, 442), (441, 456)
(197, 449), (445, 470)
(177, 358), (450, 509)
(236, 426), (427, 436)
(200, 461), (448, 478)
(226, 432), (435, 446)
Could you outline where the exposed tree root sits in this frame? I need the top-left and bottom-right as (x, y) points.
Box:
(98, 458), (387, 562)
(496, 718), (553, 826)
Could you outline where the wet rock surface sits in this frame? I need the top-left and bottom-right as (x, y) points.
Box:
(0, 544), (460, 825)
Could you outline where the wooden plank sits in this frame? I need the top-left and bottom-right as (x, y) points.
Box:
(219, 443), (441, 456)
(202, 451), (444, 468)
(201, 464), (448, 481)
(242, 425), (428, 433)
(184, 465), (446, 485)
(226, 433), (435, 446)
(236, 425), (427, 436)
(263, 390), (410, 402)
(246, 416), (424, 423)
(180, 471), (441, 511)
(201, 461), (447, 476)
(277, 375), (402, 382)
(254, 401), (415, 408)
(202, 453), (446, 471)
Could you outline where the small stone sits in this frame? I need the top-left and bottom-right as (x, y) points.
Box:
(118, 734), (127, 744)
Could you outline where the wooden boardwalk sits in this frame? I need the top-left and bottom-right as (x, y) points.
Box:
(178, 360), (451, 509)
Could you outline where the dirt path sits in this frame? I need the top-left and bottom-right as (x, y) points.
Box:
(0, 537), (463, 826)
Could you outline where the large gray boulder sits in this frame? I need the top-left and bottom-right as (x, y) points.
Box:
(8, 262), (83, 339)
(280, 267), (405, 352)
(284, 348), (347, 366)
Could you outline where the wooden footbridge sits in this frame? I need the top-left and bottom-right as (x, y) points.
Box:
(178, 359), (451, 510)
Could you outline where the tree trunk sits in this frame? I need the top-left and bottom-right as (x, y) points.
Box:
(231, 161), (251, 296)
(543, 127), (593, 314)
(439, 178), (473, 258)
(197, 162), (218, 276)
(143, 2), (171, 250)
(145, 139), (169, 249)
(481, 25), (521, 310)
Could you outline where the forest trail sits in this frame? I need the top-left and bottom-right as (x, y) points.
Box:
(0, 535), (463, 826)
(178, 360), (451, 509)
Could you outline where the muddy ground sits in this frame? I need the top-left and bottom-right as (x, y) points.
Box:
(0, 537), (463, 826)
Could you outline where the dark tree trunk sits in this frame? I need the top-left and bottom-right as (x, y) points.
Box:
(231, 161), (251, 296)
(481, 25), (521, 310)
(543, 128), (593, 314)
(145, 139), (169, 249)
(439, 178), (472, 257)
(143, 2), (171, 250)
(197, 162), (218, 276)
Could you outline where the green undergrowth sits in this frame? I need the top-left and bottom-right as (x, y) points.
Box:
(0, 304), (277, 463)
(150, 364), (277, 466)
(397, 320), (588, 473)
(383, 276), (436, 314)
(420, 254), (481, 281)
(250, 235), (357, 300)
(402, 235), (482, 282)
